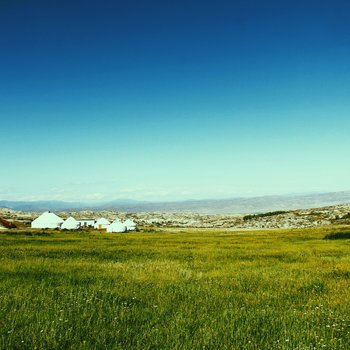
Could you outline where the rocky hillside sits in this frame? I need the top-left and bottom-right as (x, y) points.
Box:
(1, 203), (350, 229)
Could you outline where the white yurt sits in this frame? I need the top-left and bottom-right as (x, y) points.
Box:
(123, 219), (137, 231)
(31, 211), (64, 229)
(61, 217), (80, 230)
(107, 221), (126, 233)
(94, 218), (110, 230)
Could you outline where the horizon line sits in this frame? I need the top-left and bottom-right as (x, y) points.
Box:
(1, 189), (350, 204)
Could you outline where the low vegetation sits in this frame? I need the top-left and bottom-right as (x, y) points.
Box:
(0, 226), (349, 349)
(243, 210), (289, 221)
(324, 231), (350, 240)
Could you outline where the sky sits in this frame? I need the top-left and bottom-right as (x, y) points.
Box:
(1, 0), (350, 202)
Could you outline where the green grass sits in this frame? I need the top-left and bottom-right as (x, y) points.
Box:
(0, 226), (349, 349)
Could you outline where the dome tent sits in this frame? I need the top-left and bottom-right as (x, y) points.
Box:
(61, 217), (80, 230)
(31, 211), (64, 229)
(94, 218), (110, 230)
(123, 219), (137, 231)
(107, 221), (126, 233)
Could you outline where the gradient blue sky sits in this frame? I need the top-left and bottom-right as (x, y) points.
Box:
(1, 0), (349, 201)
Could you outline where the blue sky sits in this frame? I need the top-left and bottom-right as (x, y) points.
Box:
(1, 0), (349, 201)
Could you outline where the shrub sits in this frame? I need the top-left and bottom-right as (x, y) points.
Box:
(243, 210), (288, 221)
(324, 232), (350, 240)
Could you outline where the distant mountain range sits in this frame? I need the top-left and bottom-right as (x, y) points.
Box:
(1, 191), (350, 214)
(0, 199), (139, 212)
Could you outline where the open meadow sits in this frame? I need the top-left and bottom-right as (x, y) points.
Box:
(0, 226), (349, 349)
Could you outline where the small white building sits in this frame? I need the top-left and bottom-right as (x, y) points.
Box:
(31, 211), (64, 229)
(61, 217), (80, 230)
(123, 219), (137, 231)
(107, 221), (126, 233)
(77, 219), (95, 228)
(94, 218), (110, 230)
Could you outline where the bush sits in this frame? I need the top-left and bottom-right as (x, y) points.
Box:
(324, 232), (350, 240)
(243, 210), (288, 221)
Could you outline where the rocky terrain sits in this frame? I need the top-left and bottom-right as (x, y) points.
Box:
(1, 203), (350, 230)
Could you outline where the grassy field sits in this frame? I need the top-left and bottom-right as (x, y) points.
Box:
(0, 226), (349, 350)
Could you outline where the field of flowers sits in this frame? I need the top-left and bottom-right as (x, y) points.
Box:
(0, 226), (349, 349)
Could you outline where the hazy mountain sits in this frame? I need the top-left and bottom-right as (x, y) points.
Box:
(99, 191), (350, 214)
(1, 191), (350, 214)
(0, 199), (137, 212)
(0, 200), (79, 211)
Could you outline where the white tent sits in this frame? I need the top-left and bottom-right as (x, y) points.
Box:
(31, 211), (64, 229)
(94, 218), (110, 230)
(107, 221), (126, 233)
(61, 217), (80, 230)
(123, 219), (137, 231)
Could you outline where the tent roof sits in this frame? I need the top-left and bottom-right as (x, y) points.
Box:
(61, 216), (80, 229)
(64, 217), (78, 223)
(32, 211), (64, 224)
(124, 219), (136, 225)
(96, 218), (110, 224)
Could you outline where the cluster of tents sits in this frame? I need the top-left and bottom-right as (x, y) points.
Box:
(31, 211), (137, 232)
